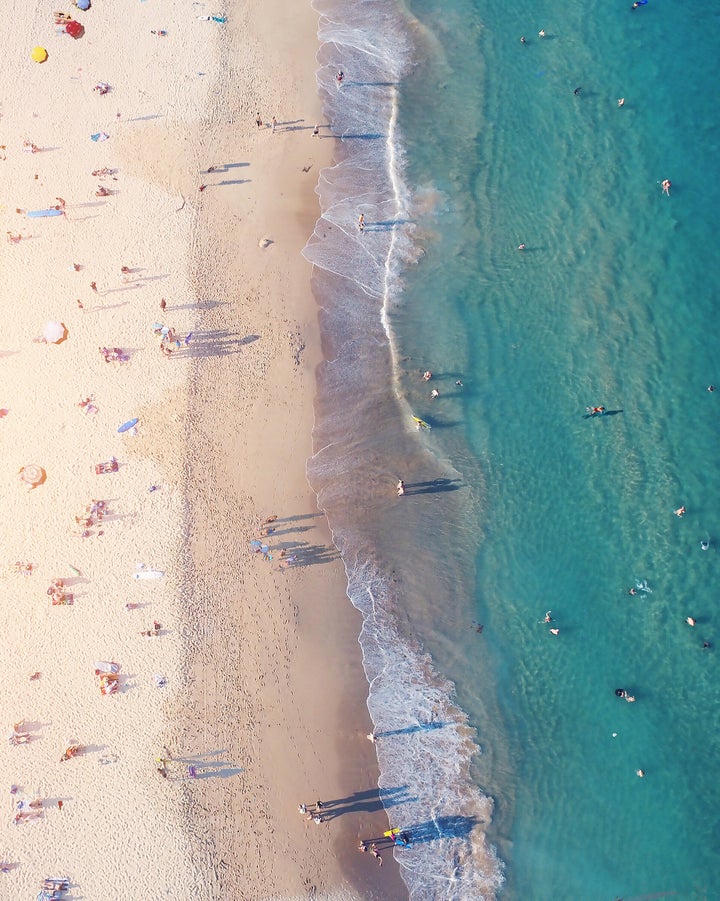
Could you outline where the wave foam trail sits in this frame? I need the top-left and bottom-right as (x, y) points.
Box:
(305, 0), (505, 896)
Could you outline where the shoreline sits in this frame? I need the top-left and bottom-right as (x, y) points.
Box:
(154, 0), (410, 896)
(174, 0), (407, 884)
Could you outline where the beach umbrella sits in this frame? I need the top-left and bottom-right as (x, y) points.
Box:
(19, 465), (46, 488)
(76, 0), (91, 8)
(31, 46), (48, 63)
(65, 20), (84, 39)
(42, 321), (67, 344)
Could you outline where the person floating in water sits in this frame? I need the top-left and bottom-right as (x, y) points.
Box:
(632, 0), (648, 8)
(586, 406), (606, 416)
(701, 539), (710, 551)
(674, 505), (686, 517)
(661, 179), (671, 196)
(615, 688), (636, 702)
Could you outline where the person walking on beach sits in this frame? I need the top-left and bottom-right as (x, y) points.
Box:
(255, 112), (263, 128)
(358, 213), (365, 233)
(370, 844), (382, 866)
(271, 116), (277, 134)
(397, 480), (405, 497)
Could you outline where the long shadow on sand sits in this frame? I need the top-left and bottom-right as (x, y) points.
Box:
(318, 785), (413, 820)
(173, 751), (244, 780)
(172, 330), (259, 358)
(296, 543), (339, 567)
(273, 512), (323, 525)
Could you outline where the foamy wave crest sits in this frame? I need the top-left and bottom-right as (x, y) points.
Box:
(347, 553), (504, 900)
(305, 1), (504, 897)
(304, 0), (415, 304)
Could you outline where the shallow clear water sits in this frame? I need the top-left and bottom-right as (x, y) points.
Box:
(307, 0), (720, 898)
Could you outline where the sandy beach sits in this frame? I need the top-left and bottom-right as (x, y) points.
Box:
(0, 0), (405, 898)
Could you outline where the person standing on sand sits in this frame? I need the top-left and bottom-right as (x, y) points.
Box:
(358, 213), (365, 233)
(256, 112), (263, 128)
(397, 480), (405, 497)
(271, 116), (277, 133)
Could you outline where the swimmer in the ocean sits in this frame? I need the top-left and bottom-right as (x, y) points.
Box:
(701, 539), (710, 551)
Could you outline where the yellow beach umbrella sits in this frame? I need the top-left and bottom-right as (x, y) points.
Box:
(31, 46), (48, 63)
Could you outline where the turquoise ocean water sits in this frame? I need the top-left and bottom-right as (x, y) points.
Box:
(305, 1), (720, 898)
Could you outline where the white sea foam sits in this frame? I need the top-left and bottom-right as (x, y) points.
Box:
(305, 1), (505, 896)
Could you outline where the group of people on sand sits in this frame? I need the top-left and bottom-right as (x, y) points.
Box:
(47, 578), (72, 606)
(357, 828), (412, 867)
(297, 800), (325, 825)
